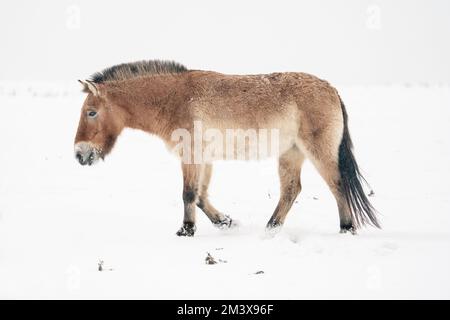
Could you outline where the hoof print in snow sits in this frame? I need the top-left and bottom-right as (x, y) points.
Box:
(254, 271), (264, 275)
(313, 196), (319, 200)
(368, 190), (375, 197)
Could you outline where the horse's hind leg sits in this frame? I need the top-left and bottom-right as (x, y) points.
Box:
(197, 164), (235, 229)
(299, 126), (355, 234)
(266, 146), (305, 231)
(310, 156), (355, 234)
(176, 163), (201, 237)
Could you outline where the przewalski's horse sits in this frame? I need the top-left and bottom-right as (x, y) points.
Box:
(74, 60), (379, 236)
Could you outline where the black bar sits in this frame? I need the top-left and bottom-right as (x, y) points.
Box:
(0, 300), (448, 319)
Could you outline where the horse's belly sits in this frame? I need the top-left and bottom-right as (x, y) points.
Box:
(199, 108), (300, 161)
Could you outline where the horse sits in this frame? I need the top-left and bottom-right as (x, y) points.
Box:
(74, 60), (379, 237)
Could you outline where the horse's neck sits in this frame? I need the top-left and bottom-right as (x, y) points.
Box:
(114, 78), (182, 140)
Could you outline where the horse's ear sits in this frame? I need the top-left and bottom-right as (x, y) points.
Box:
(78, 79), (99, 96)
(78, 80), (89, 93)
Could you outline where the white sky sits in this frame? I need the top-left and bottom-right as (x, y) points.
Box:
(1, 0), (449, 84)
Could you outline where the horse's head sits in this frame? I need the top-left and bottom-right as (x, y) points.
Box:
(74, 80), (125, 166)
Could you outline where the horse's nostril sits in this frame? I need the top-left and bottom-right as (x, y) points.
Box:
(87, 152), (94, 165)
(76, 152), (85, 165)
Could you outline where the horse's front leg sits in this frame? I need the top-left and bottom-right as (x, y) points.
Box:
(176, 163), (202, 237)
(197, 164), (236, 229)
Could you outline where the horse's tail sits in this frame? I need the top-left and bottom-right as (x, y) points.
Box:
(338, 96), (380, 229)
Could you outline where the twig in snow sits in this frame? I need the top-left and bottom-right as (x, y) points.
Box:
(205, 252), (217, 265)
(98, 259), (114, 272)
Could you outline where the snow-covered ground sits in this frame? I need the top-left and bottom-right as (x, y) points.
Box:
(0, 82), (449, 299)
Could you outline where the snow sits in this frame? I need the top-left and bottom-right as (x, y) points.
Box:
(1, 82), (450, 299)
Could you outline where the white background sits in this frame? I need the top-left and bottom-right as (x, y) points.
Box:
(1, 0), (449, 84)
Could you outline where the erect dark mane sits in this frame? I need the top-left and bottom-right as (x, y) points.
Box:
(90, 60), (188, 83)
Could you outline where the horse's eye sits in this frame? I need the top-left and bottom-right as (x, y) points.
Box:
(87, 110), (97, 118)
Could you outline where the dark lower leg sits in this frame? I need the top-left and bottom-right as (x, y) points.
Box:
(176, 164), (200, 237)
(176, 187), (197, 236)
(322, 175), (356, 235)
(337, 198), (356, 234)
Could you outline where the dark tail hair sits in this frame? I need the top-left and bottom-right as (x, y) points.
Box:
(338, 96), (380, 229)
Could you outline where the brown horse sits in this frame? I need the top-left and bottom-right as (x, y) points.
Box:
(74, 60), (379, 236)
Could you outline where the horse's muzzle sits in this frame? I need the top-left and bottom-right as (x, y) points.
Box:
(76, 151), (95, 166)
(74, 142), (99, 166)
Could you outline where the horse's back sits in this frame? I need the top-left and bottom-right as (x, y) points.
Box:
(185, 70), (341, 132)
(187, 70), (339, 109)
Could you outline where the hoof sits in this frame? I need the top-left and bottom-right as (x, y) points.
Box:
(340, 225), (357, 235)
(176, 222), (196, 237)
(213, 215), (238, 230)
(264, 222), (282, 238)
